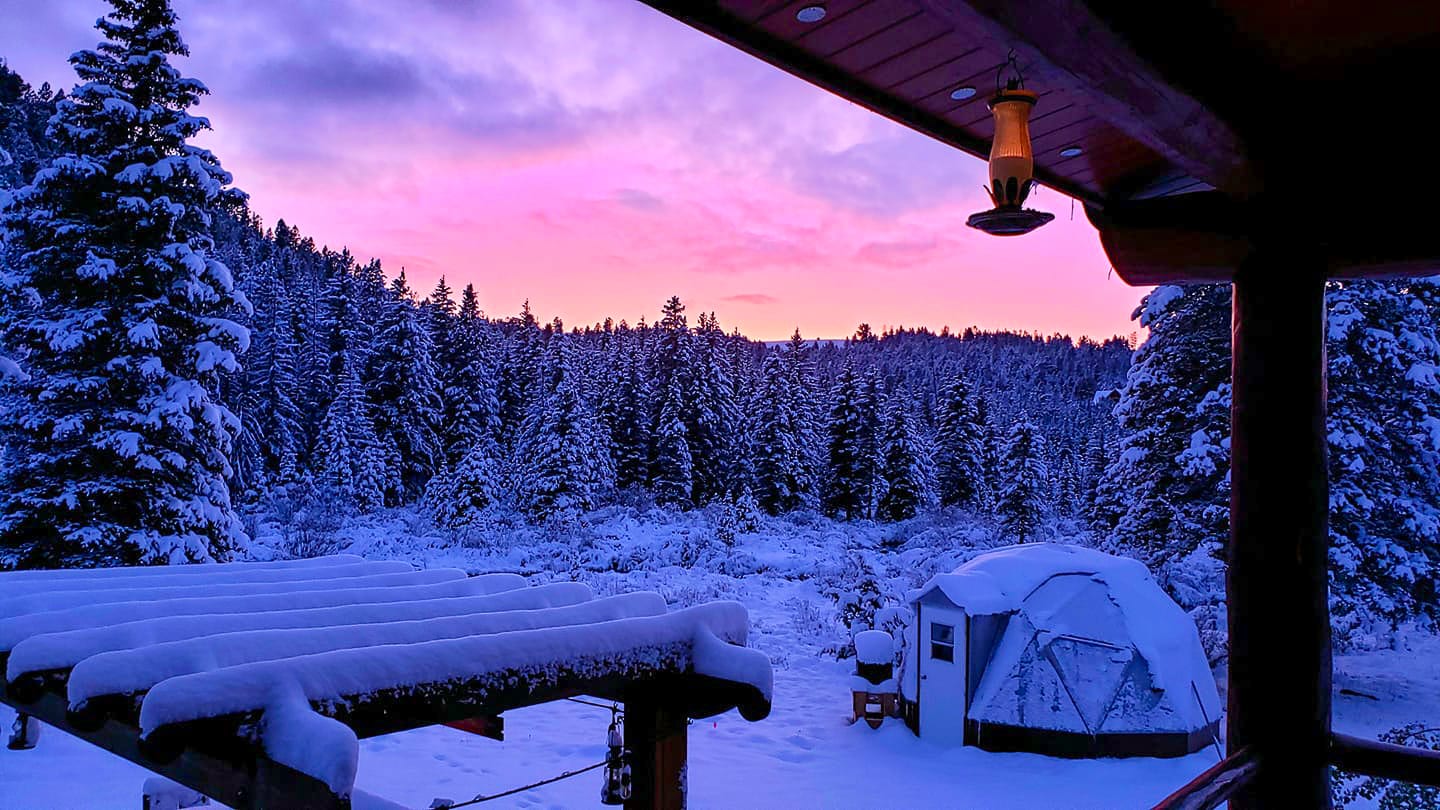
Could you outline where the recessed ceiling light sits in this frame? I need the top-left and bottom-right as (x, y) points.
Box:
(1059, 146), (1084, 158)
(796, 5), (826, 23)
(949, 86), (977, 101)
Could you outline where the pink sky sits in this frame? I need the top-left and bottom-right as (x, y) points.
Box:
(0, 0), (1147, 341)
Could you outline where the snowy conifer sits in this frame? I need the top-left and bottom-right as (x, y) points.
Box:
(688, 311), (739, 504)
(877, 396), (936, 522)
(0, 1), (249, 564)
(824, 360), (873, 519)
(424, 435), (503, 531)
(607, 341), (649, 489)
(314, 353), (386, 512)
(1093, 285), (1231, 564)
(514, 342), (613, 521)
(752, 352), (816, 514)
(366, 272), (444, 503)
(933, 373), (987, 508)
(1327, 279), (1440, 644)
(996, 415), (1049, 543)
(458, 283), (481, 320)
(653, 372), (693, 508)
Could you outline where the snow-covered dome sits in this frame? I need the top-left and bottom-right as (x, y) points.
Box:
(905, 543), (1221, 754)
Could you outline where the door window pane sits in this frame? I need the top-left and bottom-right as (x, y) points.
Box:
(930, 622), (955, 662)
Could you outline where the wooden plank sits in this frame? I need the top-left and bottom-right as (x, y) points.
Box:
(833, 17), (952, 74)
(1227, 248), (1332, 809)
(1151, 747), (1258, 810)
(641, 0), (1104, 205)
(444, 714), (505, 742)
(1, 687), (345, 810)
(141, 667), (768, 762)
(796, 0), (924, 58)
(910, 0), (1257, 195)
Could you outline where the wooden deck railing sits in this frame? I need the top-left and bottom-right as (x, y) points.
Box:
(1329, 732), (1440, 787)
(1152, 746), (1258, 810)
(1153, 734), (1440, 810)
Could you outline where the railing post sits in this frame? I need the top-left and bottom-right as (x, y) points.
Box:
(1227, 241), (1332, 808)
(625, 690), (688, 810)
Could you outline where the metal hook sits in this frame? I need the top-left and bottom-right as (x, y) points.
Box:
(995, 49), (1025, 92)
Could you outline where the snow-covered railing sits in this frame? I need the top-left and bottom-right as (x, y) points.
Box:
(0, 571), (514, 651)
(68, 592), (668, 713)
(0, 563), (435, 620)
(6, 581), (582, 683)
(0, 559), (773, 810)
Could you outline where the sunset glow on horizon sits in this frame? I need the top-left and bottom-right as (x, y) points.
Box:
(1, 0), (1148, 342)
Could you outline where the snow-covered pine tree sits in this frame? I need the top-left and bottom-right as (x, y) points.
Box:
(1326, 278), (1440, 645)
(783, 329), (825, 493)
(0, 64), (60, 193)
(245, 261), (303, 488)
(0, 0), (250, 565)
(996, 414), (1049, 543)
(513, 341), (613, 522)
(439, 305), (501, 467)
(824, 359), (872, 520)
(1053, 446), (1080, 517)
(876, 395), (936, 522)
(366, 271), (444, 503)
(424, 434), (503, 532)
(1092, 284), (1231, 567)
(647, 296), (693, 486)
(496, 300), (543, 445)
(606, 337), (649, 490)
(724, 327), (760, 496)
(933, 373), (987, 508)
(652, 371), (693, 508)
(458, 283), (481, 320)
(751, 352), (815, 514)
(314, 352), (386, 513)
(688, 311), (739, 505)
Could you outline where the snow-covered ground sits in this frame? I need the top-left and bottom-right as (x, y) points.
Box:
(3, 507), (1437, 809)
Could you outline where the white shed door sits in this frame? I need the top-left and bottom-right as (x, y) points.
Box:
(919, 605), (968, 745)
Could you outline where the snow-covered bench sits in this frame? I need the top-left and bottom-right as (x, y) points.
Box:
(0, 556), (772, 809)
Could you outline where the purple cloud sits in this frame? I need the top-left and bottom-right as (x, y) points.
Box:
(721, 293), (779, 305)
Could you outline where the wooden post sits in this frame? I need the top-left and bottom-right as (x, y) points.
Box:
(625, 692), (687, 810)
(1227, 244), (1331, 808)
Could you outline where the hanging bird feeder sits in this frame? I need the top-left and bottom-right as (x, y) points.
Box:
(600, 711), (632, 805)
(967, 54), (1055, 236)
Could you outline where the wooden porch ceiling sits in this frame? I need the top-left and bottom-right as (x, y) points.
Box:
(638, 0), (1440, 284)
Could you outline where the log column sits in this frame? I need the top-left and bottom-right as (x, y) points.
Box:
(625, 691), (687, 810)
(1227, 242), (1331, 808)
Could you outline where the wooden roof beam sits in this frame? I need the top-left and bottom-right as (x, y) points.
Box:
(912, 0), (1260, 199)
(635, 0), (1104, 206)
(1087, 193), (1440, 285)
